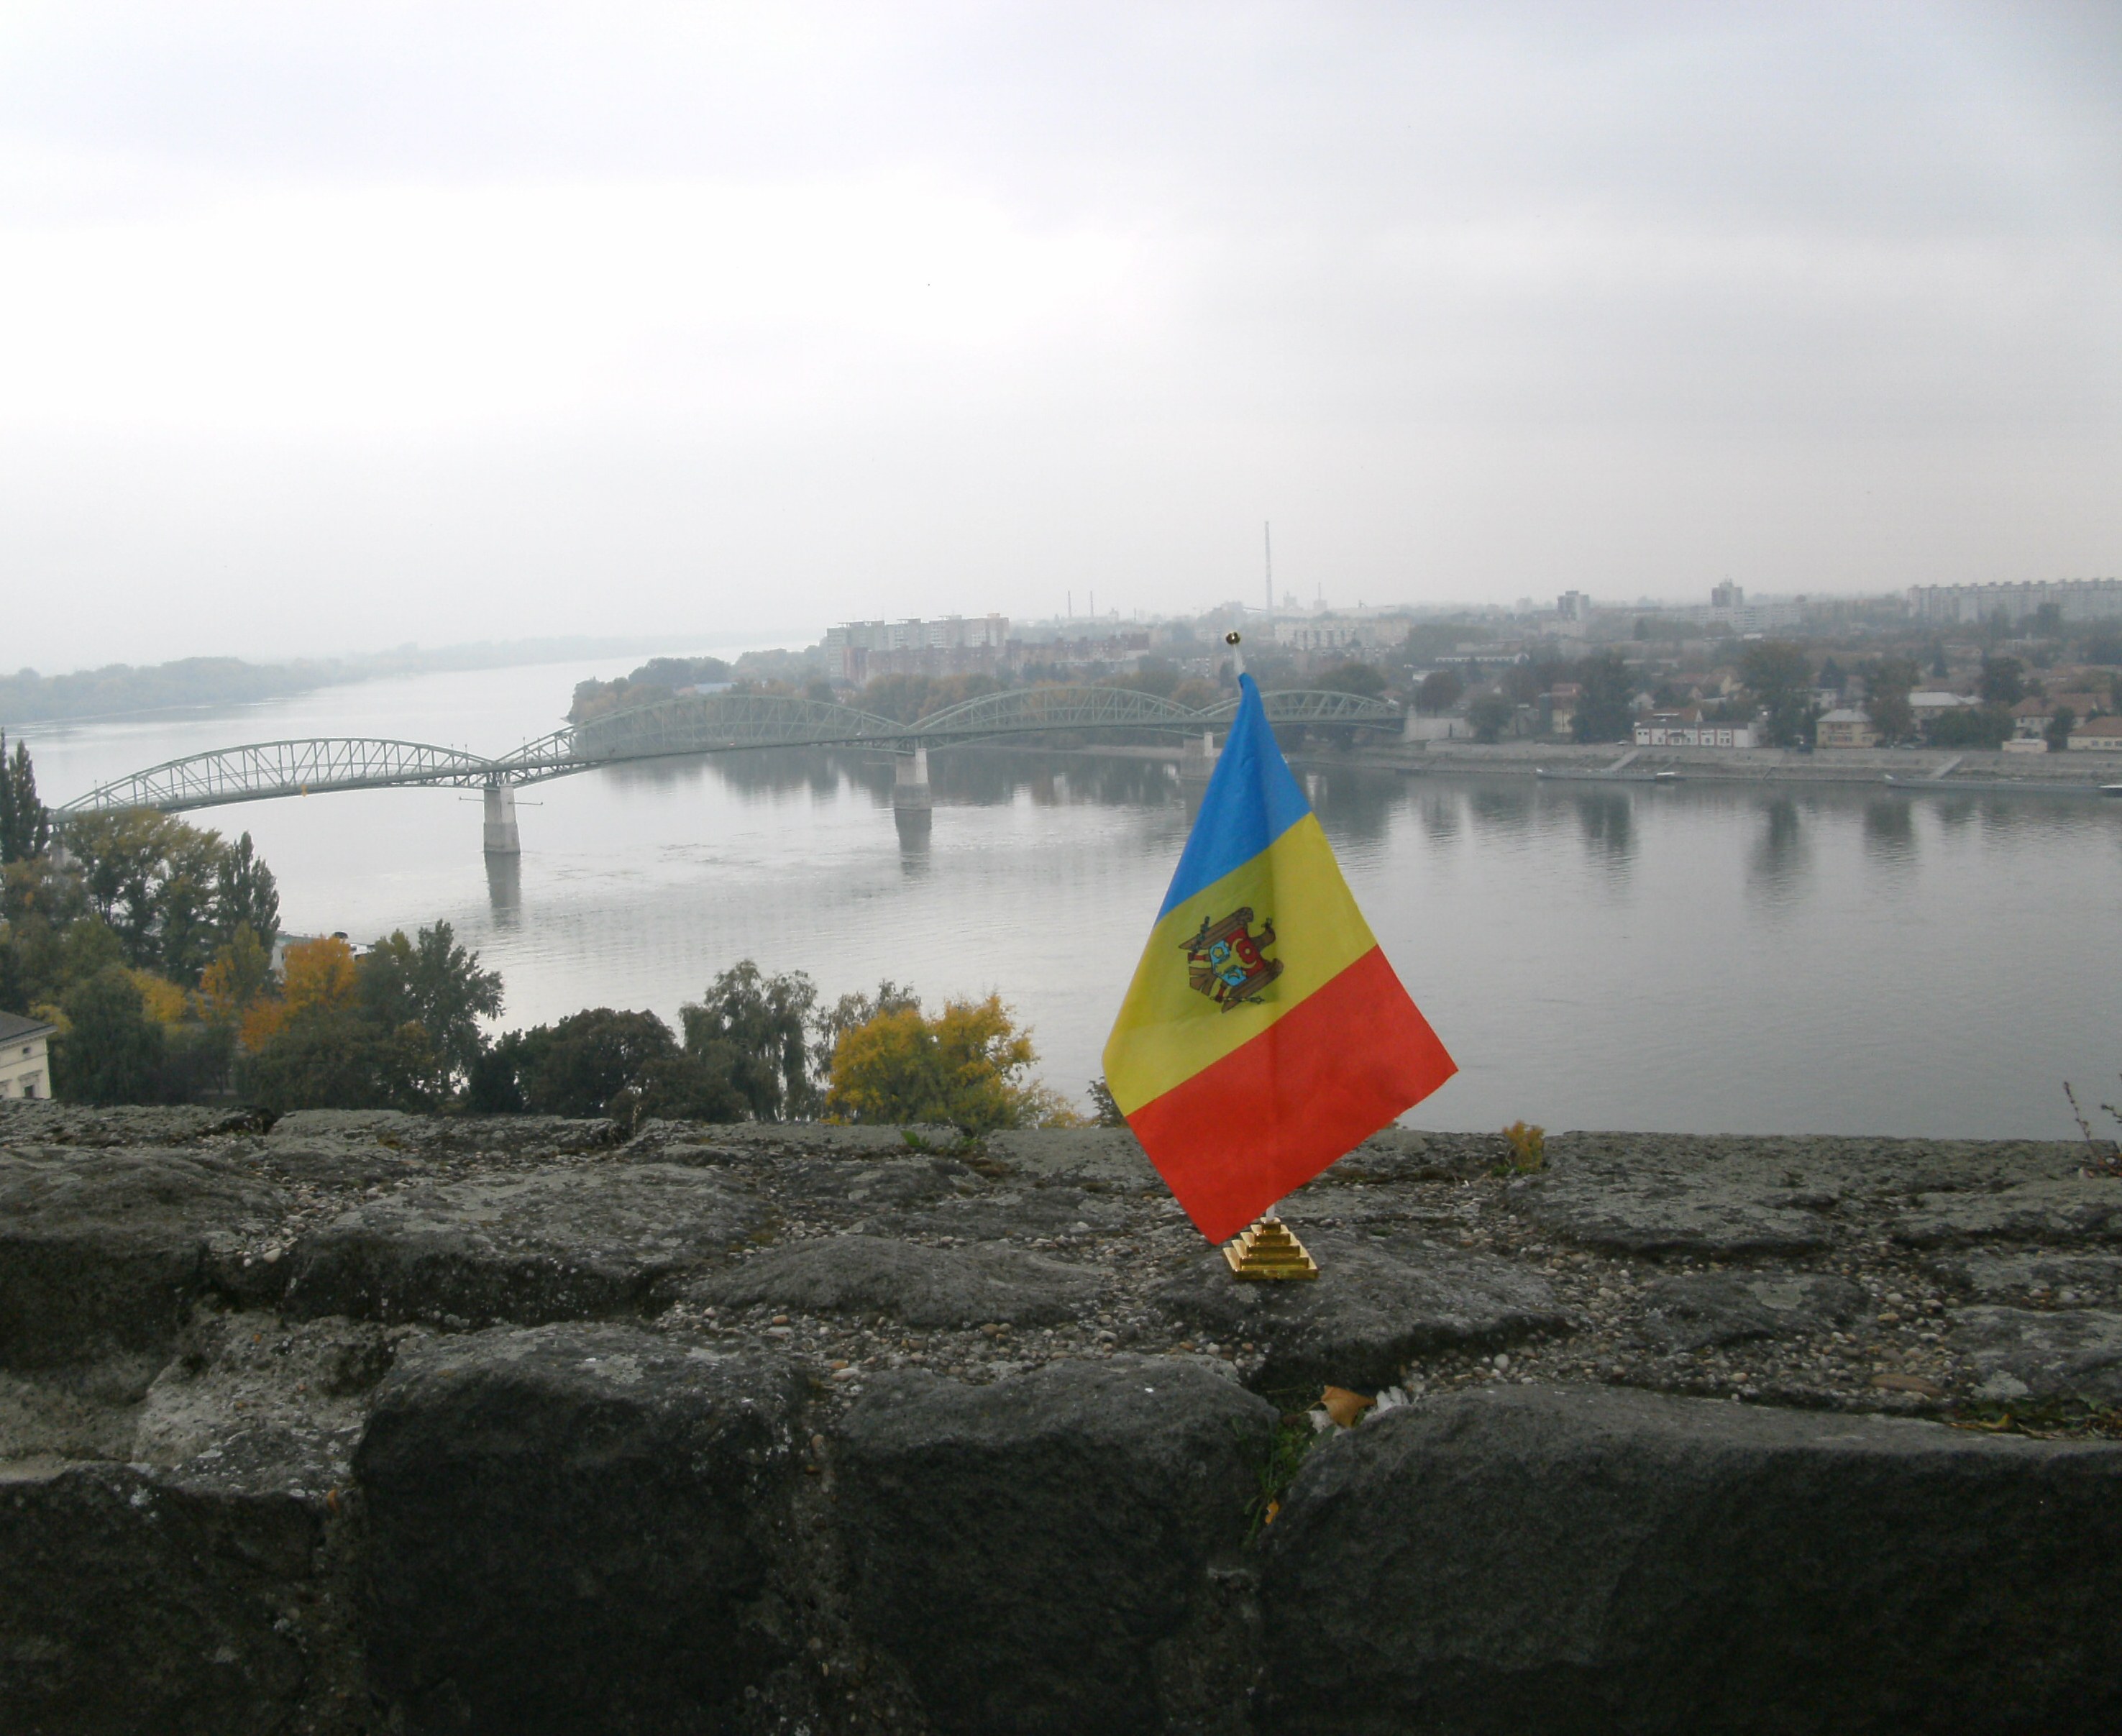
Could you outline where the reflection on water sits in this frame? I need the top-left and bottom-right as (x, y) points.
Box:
(1415, 792), (1460, 842)
(1750, 798), (1808, 901)
(1468, 784), (1535, 833)
(1863, 798), (1917, 861)
(483, 852), (523, 927)
(1571, 791), (1634, 872)
(893, 805), (932, 869)
(26, 658), (2122, 1141)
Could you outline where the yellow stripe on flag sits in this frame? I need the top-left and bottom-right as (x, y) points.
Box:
(1102, 812), (1376, 1113)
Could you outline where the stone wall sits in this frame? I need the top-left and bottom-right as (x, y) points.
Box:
(4, 1104), (2120, 1733)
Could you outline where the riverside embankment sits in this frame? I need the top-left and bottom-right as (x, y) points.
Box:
(1368, 736), (2122, 791)
(4, 1104), (2119, 1733)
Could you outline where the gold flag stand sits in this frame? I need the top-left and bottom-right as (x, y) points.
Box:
(1222, 1215), (1320, 1281)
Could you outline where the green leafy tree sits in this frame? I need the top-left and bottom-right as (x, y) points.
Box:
(360, 921), (504, 1100)
(1312, 662), (1387, 700)
(214, 833), (280, 951)
(1467, 693), (1515, 743)
(1739, 641), (1814, 746)
(62, 812), (279, 985)
(198, 923), (274, 1020)
(1926, 705), (2014, 750)
(1414, 669), (1463, 714)
(1570, 652), (1636, 744)
(484, 1008), (681, 1119)
(239, 1005), (432, 1113)
(2046, 705), (2077, 752)
(1861, 656), (1920, 744)
(160, 1021), (236, 1103)
(53, 966), (165, 1104)
(631, 1049), (752, 1125)
(0, 735), (53, 864)
(1979, 656), (2026, 708)
(679, 960), (818, 1120)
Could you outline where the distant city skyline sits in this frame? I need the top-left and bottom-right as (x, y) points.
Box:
(4, 4), (2115, 672)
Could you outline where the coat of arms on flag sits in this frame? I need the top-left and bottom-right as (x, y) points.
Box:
(1183, 908), (1282, 1010)
(1103, 669), (1456, 1250)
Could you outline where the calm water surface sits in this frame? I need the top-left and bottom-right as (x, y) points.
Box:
(23, 662), (2122, 1138)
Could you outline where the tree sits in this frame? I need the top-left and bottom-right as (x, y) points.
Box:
(1929, 640), (1949, 680)
(198, 923), (273, 1020)
(1926, 705), (2013, 751)
(1312, 662), (1387, 700)
(53, 966), (165, 1104)
(494, 1008), (681, 1118)
(1570, 652), (1636, 744)
(1979, 655), (2026, 708)
(1739, 641), (1814, 747)
(812, 979), (922, 1079)
(61, 812), (281, 984)
(360, 921), (504, 1099)
(679, 960), (818, 1120)
(243, 934), (360, 1050)
(215, 833), (280, 951)
(240, 1006), (431, 1114)
(1414, 670), (1463, 715)
(1817, 657), (1846, 695)
(823, 994), (1076, 1135)
(1467, 693), (1515, 743)
(1861, 655), (1920, 744)
(2046, 705), (2077, 753)
(0, 735), (52, 864)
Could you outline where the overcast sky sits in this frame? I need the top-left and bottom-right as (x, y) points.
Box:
(3, 1), (2117, 670)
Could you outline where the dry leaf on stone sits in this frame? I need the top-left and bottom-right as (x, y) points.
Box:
(1320, 1386), (1376, 1428)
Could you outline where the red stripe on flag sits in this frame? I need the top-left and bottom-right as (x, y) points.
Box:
(1125, 946), (1456, 1245)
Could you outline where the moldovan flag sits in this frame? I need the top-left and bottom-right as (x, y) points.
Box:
(1103, 674), (1455, 1243)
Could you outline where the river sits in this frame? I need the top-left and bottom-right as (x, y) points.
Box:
(20, 659), (2122, 1139)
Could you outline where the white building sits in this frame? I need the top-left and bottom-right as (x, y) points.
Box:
(1272, 617), (1410, 654)
(823, 614), (1011, 680)
(0, 1010), (55, 1100)
(1908, 578), (2122, 625)
(1632, 719), (1758, 749)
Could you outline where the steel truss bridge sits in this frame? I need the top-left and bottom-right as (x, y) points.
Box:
(58, 685), (1401, 817)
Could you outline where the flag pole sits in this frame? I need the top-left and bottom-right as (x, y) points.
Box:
(1215, 632), (1322, 1280)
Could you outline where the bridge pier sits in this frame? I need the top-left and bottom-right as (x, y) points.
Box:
(483, 784), (521, 856)
(1179, 731), (1219, 789)
(892, 749), (932, 812)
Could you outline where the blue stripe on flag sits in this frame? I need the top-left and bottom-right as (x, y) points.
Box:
(1156, 674), (1314, 918)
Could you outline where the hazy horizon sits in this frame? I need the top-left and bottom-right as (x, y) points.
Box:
(5, 1), (2116, 670)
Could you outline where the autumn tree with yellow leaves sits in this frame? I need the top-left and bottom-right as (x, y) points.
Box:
(823, 993), (1081, 1136)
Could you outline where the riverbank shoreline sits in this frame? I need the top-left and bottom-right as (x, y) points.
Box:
(981, 734), (2122, 795)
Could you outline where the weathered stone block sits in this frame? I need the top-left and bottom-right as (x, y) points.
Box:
(0, 1152), (290, 1368)
(836, 1357), (1276, 1736)
(1956, 1305), (2122, 1404)
(1635, 1271), (1866, 1351)
(1260, 1384), (2122, 1735)
(697, 1234), (1102, 1328)
(0, 1457), (328, 1736)
(1155, 1231), (1568, 1395)
(1894, 1179), (2122, 1248)
(354, 1325), (802, 1735)
(282, 1162), (758, 1328)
